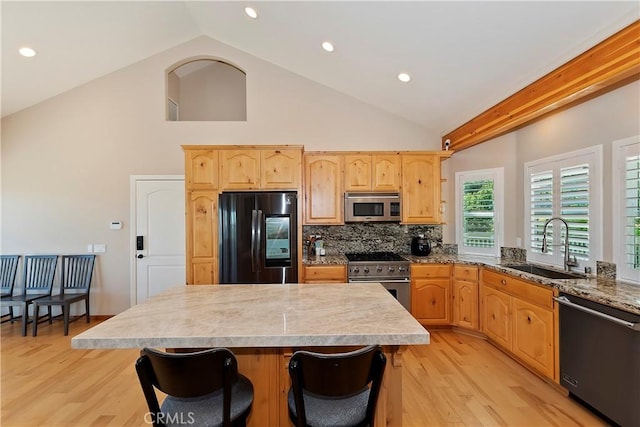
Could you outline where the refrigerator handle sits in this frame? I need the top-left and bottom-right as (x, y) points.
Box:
(255, 210), (263, 272)
(251, 209), (258, 273)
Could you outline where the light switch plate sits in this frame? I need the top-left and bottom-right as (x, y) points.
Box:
(94, 244), (106, 253)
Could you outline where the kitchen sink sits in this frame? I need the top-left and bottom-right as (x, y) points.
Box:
(504, 264), (584, 279)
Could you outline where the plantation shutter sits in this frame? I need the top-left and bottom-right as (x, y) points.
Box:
(529, 170), (553, 254)
(623, 152), (640, 271)
(560, 164), (590, 260)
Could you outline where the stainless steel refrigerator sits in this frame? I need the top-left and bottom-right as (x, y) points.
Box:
(219, 191), (298, 284)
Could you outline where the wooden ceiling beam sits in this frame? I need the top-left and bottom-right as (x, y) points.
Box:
(442, 20), (640, 152)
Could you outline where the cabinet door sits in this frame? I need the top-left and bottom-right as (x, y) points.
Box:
(343, 154), (372, 191)
(186, 191), (217, 284)
(304, 155), (343, 224)
(481, 286), (511, 350)
(185, 150), (218, 190)
(512, 298), (555, 379)
(412, 279), (450, 324)
(372, 154), (401, 191)
(452, 280), (479, 330)
(261, 149), (301, 189)
(401, 154), (441, 223)
(220, 150), (260, 189)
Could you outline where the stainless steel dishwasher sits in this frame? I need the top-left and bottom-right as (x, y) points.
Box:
(555, 293), (640, 426)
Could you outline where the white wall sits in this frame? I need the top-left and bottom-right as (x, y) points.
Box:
(1, 36), (439, 315)
(445, 79), (640, 262)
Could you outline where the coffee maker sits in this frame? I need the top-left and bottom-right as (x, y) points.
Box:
(410, 235), (431, 256)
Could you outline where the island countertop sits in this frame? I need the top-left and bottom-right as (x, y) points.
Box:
(71, 283), (430, 349)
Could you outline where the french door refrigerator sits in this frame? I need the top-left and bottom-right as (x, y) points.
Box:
(219, 191), (298, 284)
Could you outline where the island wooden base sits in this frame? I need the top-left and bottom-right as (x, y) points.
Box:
(229, 345), (405, 427)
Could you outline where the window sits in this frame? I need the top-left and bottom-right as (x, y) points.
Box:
(525, 146), (602, 270)
(455, 168), (503, 256)
(166, 59), (247, 121)
(613, 136), (640, 284)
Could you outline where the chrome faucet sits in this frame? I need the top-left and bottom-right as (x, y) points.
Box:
(541, 217), (579, 271)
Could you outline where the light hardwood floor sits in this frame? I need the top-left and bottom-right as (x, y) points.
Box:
(1, 319), (606, 427)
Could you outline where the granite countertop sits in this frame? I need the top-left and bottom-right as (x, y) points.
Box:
(305, 253), (640, 315)
(71, 283), (429, 349)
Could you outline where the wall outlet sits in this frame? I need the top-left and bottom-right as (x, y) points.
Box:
(516, 237), (522, 247)
(94, 244), (106, 253)
(87, 244), (93, 253)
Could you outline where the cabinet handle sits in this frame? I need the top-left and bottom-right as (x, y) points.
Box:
(527, 316), (532, 323)
(500, 279), (507, 285)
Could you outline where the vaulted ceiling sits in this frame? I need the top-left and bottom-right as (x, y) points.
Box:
(2, 1), (638, 136)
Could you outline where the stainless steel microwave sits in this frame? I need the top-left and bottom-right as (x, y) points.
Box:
(344, 192), (401, 222)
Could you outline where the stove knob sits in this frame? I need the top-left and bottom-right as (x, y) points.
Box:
(376, 266), (383, 272)
(363, 267), (370, 273)
(398, 266), (406, 272)
(388, 266), (395, 272)
(352, 267), (360, 274)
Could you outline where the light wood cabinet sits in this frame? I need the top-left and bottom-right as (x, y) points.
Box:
(512, 298), (555, 379)
(410, 264), (451, 325)
(303, 265), (347, 283)
(401, 154), (447, 224)
(261, 149), (301, 189)
(219, 148), (302, 190)
(452, 265), (479, 330)
(303, 154), (343, 224)
(481, 268), (556, 380)
(220, 150), (261, 190)
(186, 191), (217, 285)
(185, 150), (219, 190)
(481, 285), (511, 348)
(343, 154), (401, 192)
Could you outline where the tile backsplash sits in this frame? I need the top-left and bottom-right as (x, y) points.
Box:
(303, 224), (444, 255)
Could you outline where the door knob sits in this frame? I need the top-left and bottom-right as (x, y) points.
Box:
(137, 254), (144, 259)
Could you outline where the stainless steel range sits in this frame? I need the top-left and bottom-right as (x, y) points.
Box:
(345, 252), (411, 311)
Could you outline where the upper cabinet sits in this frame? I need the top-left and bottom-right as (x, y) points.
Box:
(185, 150), (219, 190)
(220, 150), (260, 190)
(401, 152), (451, 224)
(304, 154), (343, 224)
(261, 149), (302, 189)
(344, 154), (401, 192)
(184, 146), (303, 192)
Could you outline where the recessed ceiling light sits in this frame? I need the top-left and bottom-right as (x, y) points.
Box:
(322, 41), (334, 52)
(19, 47), (36, 58)
(244, 7), (258, 19)
(398, 73), (411, 83)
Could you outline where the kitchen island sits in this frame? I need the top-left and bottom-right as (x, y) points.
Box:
(72, 283), (429, 427)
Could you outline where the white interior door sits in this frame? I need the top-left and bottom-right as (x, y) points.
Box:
(132, 176), (185, 305)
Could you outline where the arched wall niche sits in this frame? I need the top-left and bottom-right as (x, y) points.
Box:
(166, 57), (247, 121)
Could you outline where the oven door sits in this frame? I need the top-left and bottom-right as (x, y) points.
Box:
(349, 279), (411, 312)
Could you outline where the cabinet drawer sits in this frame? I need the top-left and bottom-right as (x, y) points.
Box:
(453, 265), (478, 282)
(483, 269), (553, 309)
(303, 265), (347, 283)
(411, 264), (451, 278)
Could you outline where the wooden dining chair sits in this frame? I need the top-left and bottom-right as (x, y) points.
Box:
(0, 255), (21, 322)
(136, 347), (254, 427)
(288, 345), (387, 427)
(32, 254), (96, 336)
(0, 255), (58, 336)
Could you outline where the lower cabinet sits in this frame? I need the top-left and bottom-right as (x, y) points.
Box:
(303, 265), (347, 283)
(411, 264), (451, 325)
(452, 265), (479, 330)
(481, 269), (556, 380)
(186, 191), (218, 285)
